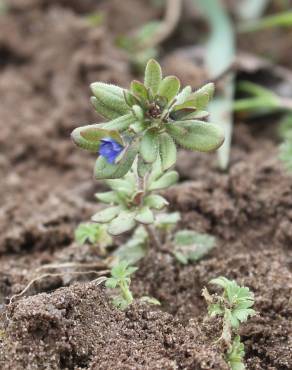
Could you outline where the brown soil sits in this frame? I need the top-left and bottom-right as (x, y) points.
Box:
(0, 1), (291, 369)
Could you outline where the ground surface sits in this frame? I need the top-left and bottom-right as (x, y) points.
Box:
(0, 1), (291, 369)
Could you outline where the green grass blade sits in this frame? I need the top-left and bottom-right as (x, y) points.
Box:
(196, 0), (235, 170)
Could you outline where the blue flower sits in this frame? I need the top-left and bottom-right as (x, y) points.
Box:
(99, 137), (124, 164)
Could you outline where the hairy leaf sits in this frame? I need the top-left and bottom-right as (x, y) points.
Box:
(144, 59), (162, 95)
(134, 206), (154, 224)
(166, 120), (224, 152)
(158, 76), (180, 102)
(140, 129), (159, 163)
(144, 194), (168, 210)
(91, 206), (120, 223)
(159, 132), (177, 170)
(149, 170), (179, 191)
(90, 82), (130, 117)
(102, 113), (137, 131)
(107, 211), (136, 235)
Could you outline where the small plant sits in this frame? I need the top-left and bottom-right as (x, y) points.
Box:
(203, 277), (256, 370)
(105, 260), (160, 310)
(75, 222), (112, 252)
(71, 59), (224, 253)
(72, 59), (224, 249)
(105, 260), (137, 310)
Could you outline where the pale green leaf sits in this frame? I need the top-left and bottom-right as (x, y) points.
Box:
(140, 129), (159, 163)
(91, 206), (120, 223)
(158, 76), (180, 102)
(102, 113), (137, 131)
(149, 170), (179, 191)
(107, 212), (136, 235)
(159, 132), (177, 170)
(166, 120), (224, 152)
(144, 194), (168, 210)
(134, 206), (154, 224)
(144, 59), (162, 95)
(90, 82), (130, 117)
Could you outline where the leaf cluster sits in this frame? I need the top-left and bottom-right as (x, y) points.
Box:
(105, 260), (137, 310)
(203, 277), (256, 370)
(91, 158), (178, 236)
(75, 222), (112, 248)
(71, 59), (224, 180)
(206, 277), (256, 330)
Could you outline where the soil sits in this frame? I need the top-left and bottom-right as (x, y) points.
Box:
(0, 1), (291, 369)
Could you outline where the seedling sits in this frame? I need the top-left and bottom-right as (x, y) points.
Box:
(71, 59), (224, 252)
(75, 222), (112, 250)
(105, 260), (137, 310)
(203, 277), (256, 370)
(105, 260), (160, 310)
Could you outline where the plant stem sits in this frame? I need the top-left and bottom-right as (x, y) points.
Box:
(120, 280), (133, 305)
(144, 224), (162, 251)
(135, 170), (162, 250)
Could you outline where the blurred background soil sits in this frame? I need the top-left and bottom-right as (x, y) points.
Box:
(0, 1), (291, 369)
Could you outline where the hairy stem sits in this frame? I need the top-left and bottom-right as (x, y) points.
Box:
(135, 164), (162, 250)
(120, 280), (133, 305)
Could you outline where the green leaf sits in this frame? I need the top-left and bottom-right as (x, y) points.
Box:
(114, 226), (148, 264)
(166, 120), (224, 152)
(144, 194), (168, 210)
(144, 59), (162, 95)
(173, 99), (197, 111)
(132, 105), (144, 121)
(131, 80), (148, 101)
(129, 121), (145, 134)
(233, 308), (256, 323)
(90, 82), (130, 117)
(91, 206), (120, 223)
(95, 191), (119, 204)
(123, 90), (140, 107)
(182, 110), (209, 120)
(105, 277), (118, 289)
(175, 85), (192, 105)
(154, 212), (181, 229)
(106, 177), (136, 196)
(71, 124), (118, 152)
(226, 336), (246, 370)
(90, 96), (121, 120)
(94, 138), (139, 179)
(173, 230), (216, 264)
(140, 296), (161, 305)
(107, 211), (136, 235)
(149, 170), (179, 191)
(140, 129), (159, 163)
(74, 223), (112, 248)
(159, 132), (177, 170)
(80, 126), (123, 145)
(190, 83), (215, 110)
(158, 76), (180, 102)
(134, 207), (154, 224)
(137, 155), (152, 177)
(102, 113), (137, 131)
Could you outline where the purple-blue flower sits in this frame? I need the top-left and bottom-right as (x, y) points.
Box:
(99, 137), (124, 164)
